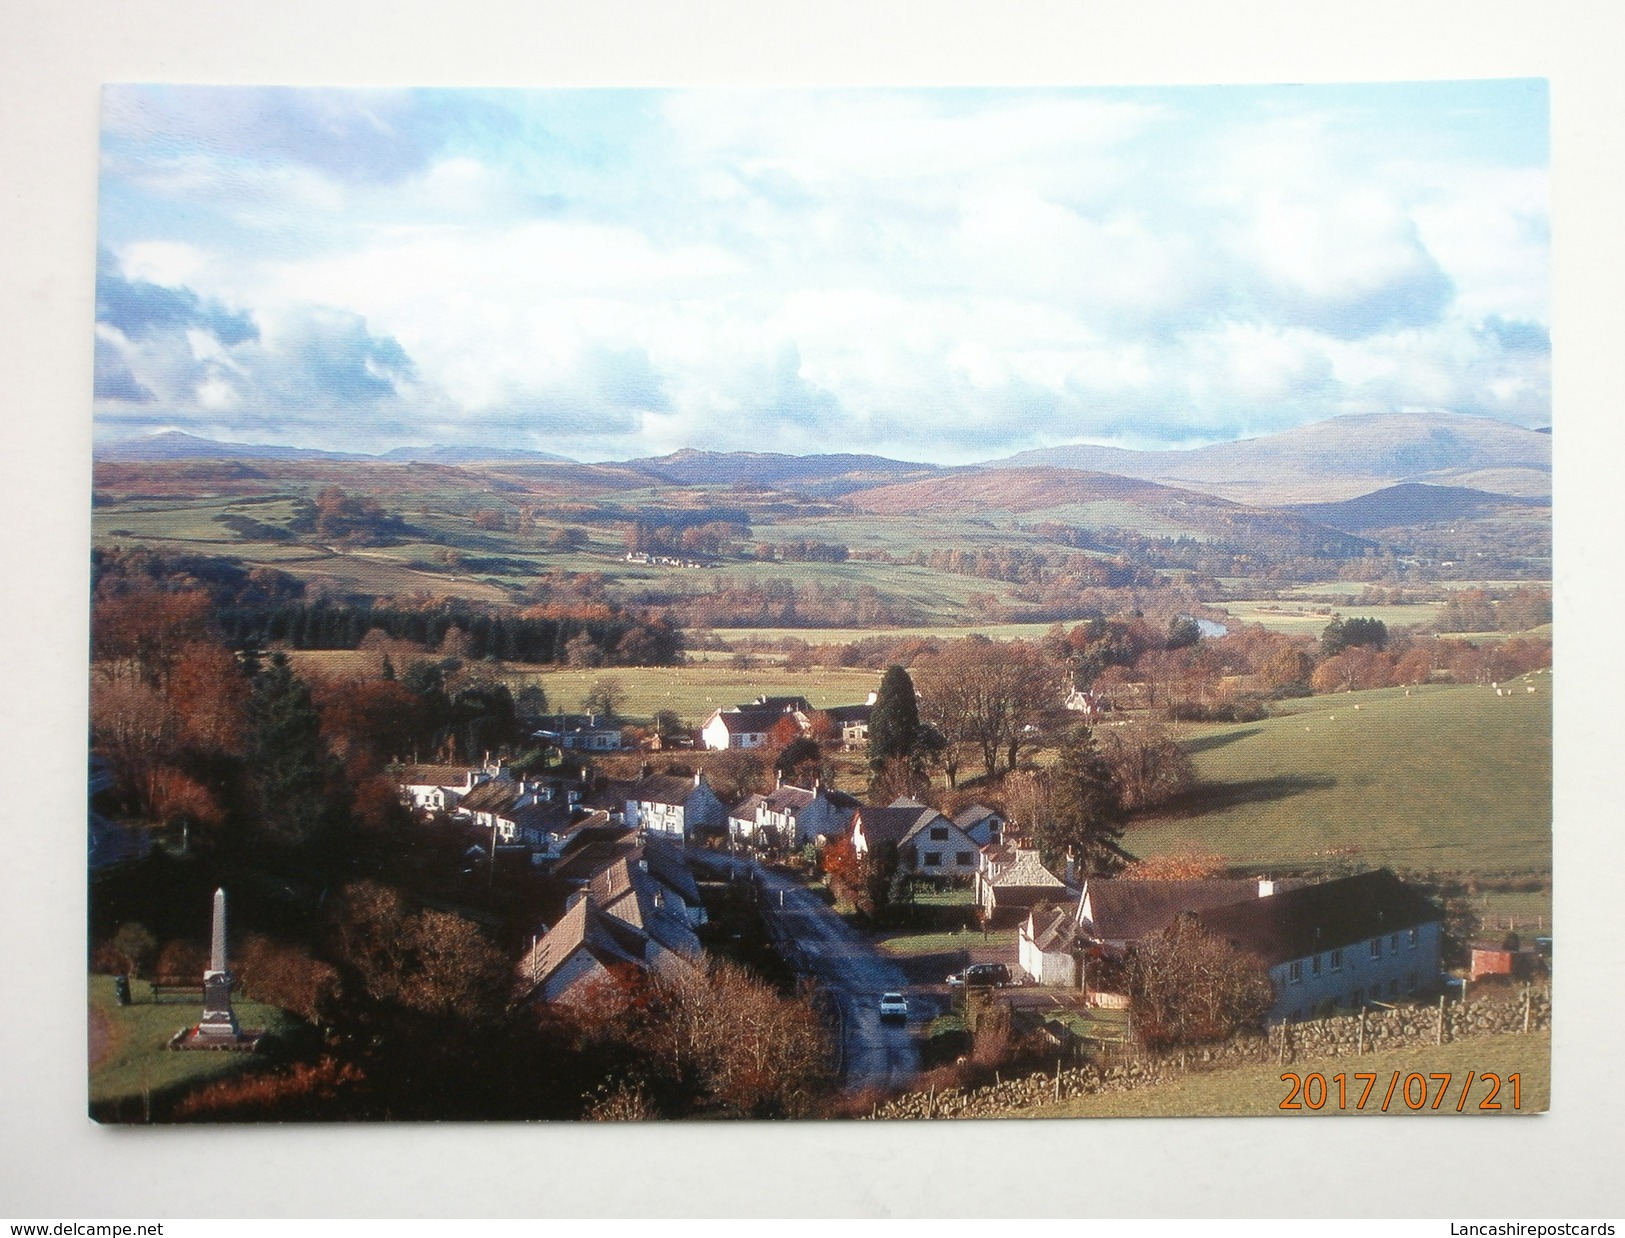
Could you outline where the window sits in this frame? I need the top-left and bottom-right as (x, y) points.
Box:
(1311, 955), (1322, 978)
(929, 826), (949, 841)
(1408, 927), (1419, 948)
(1351, 988), (1363, 1007)
(1370, 938), (1383, 960)
(1388, 979), (1399, 996)
(1329, 949), (1343, 972)
(1390, 933), (1400, 953)
(1407, 972), (1418, 990)
(923, 852), (942, 867)
(1288, 961), (1303, 984)
(956, 852), (973, 866)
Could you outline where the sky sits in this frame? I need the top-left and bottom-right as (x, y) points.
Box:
(93, 82), (1550, 464)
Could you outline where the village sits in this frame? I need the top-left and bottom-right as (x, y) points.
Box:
(368, 673), (1546, 1108)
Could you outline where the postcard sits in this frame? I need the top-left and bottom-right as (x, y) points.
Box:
(87, 82), (1551, 1125)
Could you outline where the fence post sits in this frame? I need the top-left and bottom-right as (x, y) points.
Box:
(1437, 994), (1446, 1045)
(1523, 987), (1532, 1034)
(1358, 1008), (1366, 1056)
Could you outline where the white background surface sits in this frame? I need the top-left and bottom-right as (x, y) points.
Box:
(2, 0), (1620, 1218)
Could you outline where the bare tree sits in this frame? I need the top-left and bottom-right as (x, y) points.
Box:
(915, 639), (1060, 779)
(1098, 719), (1196, 812)
(1127, 915), (1275, 1051)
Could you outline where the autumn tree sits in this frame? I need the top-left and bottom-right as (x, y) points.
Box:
(1098, 719), (1196, 812)
(1127, 915), (1275, 1050)
(914, 638), (1058, 779)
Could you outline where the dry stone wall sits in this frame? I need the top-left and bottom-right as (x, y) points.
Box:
(867, 987), (1551, 1121)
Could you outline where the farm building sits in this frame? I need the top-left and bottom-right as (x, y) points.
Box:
(1019, 902), (1083, 986)
(1195, 869), (1444, 1023)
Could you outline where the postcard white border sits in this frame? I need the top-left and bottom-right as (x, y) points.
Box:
(3, 0), (1621, 1219)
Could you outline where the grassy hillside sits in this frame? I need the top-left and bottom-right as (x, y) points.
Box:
(1018, 1030), (1549, 1118)
(1126, 679), (1551, 878)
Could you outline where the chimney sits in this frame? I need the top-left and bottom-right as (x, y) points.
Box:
(1258, 877), (1276, 898)
(694, 769), (706, 787)
(776, 767), (784, 788)
(639, 762), (650, 781)
(866, 691), (878, 706)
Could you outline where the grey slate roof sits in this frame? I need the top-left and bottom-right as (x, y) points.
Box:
(1195, 869), (1442, 968)
(629, 772), (704, 807)
(1078, 879), (1281, 945)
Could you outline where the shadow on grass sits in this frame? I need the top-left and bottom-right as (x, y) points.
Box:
(1182, 727), (1264, 755)
(1158, 774), (1337, 818)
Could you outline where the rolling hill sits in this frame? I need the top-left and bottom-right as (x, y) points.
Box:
(845, 465), (1374, 553)
(1289, 482), (1549, 534)
(989, 411), (1552, 505)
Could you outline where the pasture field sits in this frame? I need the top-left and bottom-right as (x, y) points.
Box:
(281, 651), (884, 723)
(522, 663), (883, 724)
(88, 974), (306, 1118)
(1128, 678), (1551, 877)
(1019, 1029), (1549, 1118)
(1219, 598), (1448, 634)
(708, 621), (1067, 646)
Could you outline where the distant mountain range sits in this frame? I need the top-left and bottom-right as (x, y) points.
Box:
(93, 431), (371, 463)
(622, 448), (946, 496)
(94, 410), (1552, 508)
(988, 411), (1551, 505)
(1288, 482), (1549, 534)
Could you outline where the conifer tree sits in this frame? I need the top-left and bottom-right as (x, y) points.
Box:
(867, 664), (921, 773)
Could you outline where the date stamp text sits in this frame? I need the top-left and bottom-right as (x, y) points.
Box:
(1280, 1070), (1523, 1111)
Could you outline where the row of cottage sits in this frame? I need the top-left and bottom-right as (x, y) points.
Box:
(394, 754), (1064, 921)
(394, 758), (1448, 1025)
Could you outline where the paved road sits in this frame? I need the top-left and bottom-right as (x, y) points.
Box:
(744, 862), (929, 1093)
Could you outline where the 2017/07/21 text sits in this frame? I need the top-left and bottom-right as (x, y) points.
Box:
(1280, 1071), (1523, 1111)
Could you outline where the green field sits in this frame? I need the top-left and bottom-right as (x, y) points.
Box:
(88, 974), (307, 1120)
(1219, 598), (1448, 634)
(511, 664), (884, 725)
(1127, 679), (1551, 877)
(1020, 1030), (1549, 1118)
(708, 622), (1067, 646)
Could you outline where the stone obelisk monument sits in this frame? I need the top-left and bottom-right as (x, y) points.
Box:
(196, 887), (240, 1039)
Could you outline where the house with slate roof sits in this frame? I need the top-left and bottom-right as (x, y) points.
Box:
(1019, 902), (1083, 986)
(975, 845), (1070, 925)
(951, 804), (1006, 848)
(395, 760), (502, 812)
(700, 706), (785, 751)
(624, 769), (726, 843)
(514, 896), (654, 1007)
(1194, 869), (1443, 1022)
(746, 777), (860, 850)
(1074, 877), (1301, 951)
(850, 800), (982, 877)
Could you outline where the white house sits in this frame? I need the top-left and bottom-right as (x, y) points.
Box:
(624, 770), (727, 843)
(1195, 869), (1444, 1023)
(395, 760), (501, 812)
(951, 804), (1006, 848)
(850, 800), (982, 877)
(1019, 903), (1082, 986)
(700, 707), (784, 751)
(749, 779), (859, 850)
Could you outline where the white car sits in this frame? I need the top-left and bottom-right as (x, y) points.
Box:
(878, 992), (908, 1023)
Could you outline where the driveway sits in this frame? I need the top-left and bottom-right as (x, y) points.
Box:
(749, 863), (930, 1094)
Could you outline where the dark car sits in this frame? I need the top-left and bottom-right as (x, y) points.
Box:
(947, 962), (1011, 988)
